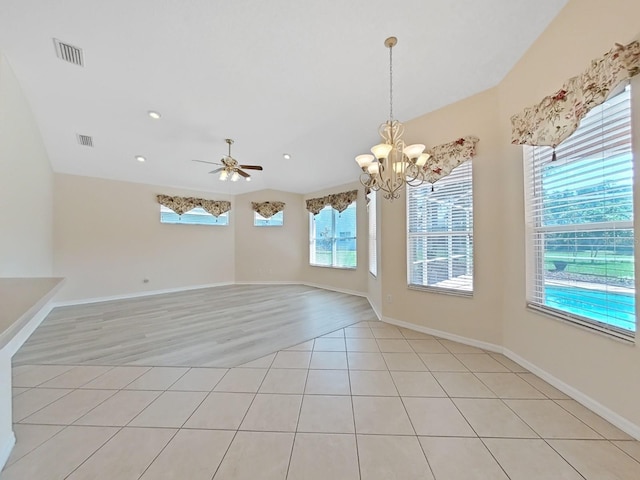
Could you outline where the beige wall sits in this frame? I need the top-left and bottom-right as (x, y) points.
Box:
(381, 0), (640, 430)
(234, 189), (305, 282)
(301, 182), (369, 295)
(382, 87), (504, 345)
(497, 0), (640, 430)
(53, 174), (366, 300)
(0, 54), (53, 276)
(53, 174), (235, 301)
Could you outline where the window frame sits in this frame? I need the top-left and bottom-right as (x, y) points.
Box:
(406, 160), (474, 296)
(160, 205), (229, 226)
(524, 86), (635, 340)
(368, 190), (377, 277)
(309, 203), (357, 270)
(254, 210), (284, 227)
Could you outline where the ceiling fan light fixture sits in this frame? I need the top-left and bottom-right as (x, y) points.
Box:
(193, 139), (263, 184)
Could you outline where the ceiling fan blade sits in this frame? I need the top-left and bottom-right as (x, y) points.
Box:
(239, 165), (263, 171)
(192, 159), (221, 165)
(209, 168), (224, 174)
(237, 169), (250, 178)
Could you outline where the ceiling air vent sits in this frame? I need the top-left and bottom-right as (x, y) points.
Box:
(77, 134), (93, 147)
(53, 38), (84, 66)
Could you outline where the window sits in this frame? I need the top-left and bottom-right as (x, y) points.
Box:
(310, 203), (357, 268)
(254, 210), (284, 226)
(407, 161), (473, 293)
(368, 191), (377, 276)
(525, 86), (634, 338)
(160, 205), (229, 225)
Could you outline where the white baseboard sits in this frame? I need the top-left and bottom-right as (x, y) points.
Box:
(53, 281), (368, 307)
(503, 348), (640, 440)
(301, 282), (367, 298)
(0, 431), (16, 472)
(382, 316), (503, 353)
(5, 303), (57, 358)
(53, 282), (234, 307)
(367, 298), (382, 320)
(382, 316), (640, 440)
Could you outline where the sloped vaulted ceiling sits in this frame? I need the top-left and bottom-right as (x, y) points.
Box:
(0, 0), (567, 194)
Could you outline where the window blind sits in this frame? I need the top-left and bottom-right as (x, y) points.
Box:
(368, 191), (377, 276)
(309, 203), (357, 269)
(525, 86), (635, 338)
(407, 161), (473, 293)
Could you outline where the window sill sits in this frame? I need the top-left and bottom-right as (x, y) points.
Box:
(408, 284), (473, 298)
(310, 264), (357, 271)
(526, 303), (635, 344)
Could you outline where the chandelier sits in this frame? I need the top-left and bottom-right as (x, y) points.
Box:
(355, 37), (430, 200)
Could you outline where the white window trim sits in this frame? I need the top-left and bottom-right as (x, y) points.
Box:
(524, 86), (635, 339)
(406, 161), (474, 294)
(309, 204), (357, 270)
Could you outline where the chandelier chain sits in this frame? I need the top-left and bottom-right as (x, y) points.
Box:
(389, 42), (393, 121)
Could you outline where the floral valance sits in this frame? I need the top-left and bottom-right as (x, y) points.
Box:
(511, 41), (640, 150)
(251, 201), (285, 219)
(329, 190), (358, 213)
(423, 136), (479, 185)
(199, 199), (232, 217)
(305, 189), (358, 215)
(156, 195), (231, 217)
(305, 197), (328, 215)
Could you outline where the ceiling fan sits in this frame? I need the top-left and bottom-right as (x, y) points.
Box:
(192, 138), (263, 182)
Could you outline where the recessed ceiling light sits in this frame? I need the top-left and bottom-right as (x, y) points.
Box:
(147, 111), (161, 119)
(135, 155), (146, 162)
(283, 153), (291, 160)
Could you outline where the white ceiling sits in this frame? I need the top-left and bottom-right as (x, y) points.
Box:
(0, 0), (568, 195)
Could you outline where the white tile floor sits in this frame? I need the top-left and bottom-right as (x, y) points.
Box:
(4, 321), (640, 479)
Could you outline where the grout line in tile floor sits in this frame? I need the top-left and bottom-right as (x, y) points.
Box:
(7, 320), (640, 479)
(386, 344), (438, 479)
(284, 344), (312, 480)
(542, 439), (590, 479)
(345, 339), (363, 480)
(209, 346), (277, 480)
(59, 366), (194, 478)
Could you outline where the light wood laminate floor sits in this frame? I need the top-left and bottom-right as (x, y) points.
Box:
(13, 285), (375, 368)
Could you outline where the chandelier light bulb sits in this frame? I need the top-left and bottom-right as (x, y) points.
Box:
(403, 144), (426, 160)
(393, 161), (408, 175)
(367, 162), (380, 175)
(416, 153), (431, 167)
(219, 170), (229, 181)
(371, 143), (393, 160)
(231, 171), (240, 182)
(355, 154), (375, 170)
